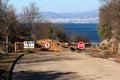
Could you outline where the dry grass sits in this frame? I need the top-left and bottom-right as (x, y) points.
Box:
(86, 50), (120, 63)
(86, 50), (112, 58)
(36, 39), (64, 52)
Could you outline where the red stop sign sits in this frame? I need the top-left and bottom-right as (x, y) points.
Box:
(78, 42), (85, 49)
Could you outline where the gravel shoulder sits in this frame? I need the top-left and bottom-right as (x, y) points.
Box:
(13, 51), (120, 80)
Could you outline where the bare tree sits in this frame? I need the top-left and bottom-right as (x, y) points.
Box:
(0, 0), (9, 11)
(98, 0), (120, 40)
(6, 5), (19, 43)
(0, 0), (9, 53)
(0, 0), (9, 37)
(32, 23), (53, 40)
(22, 2), (39, 40)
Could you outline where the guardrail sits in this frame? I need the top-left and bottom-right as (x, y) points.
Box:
(14, 42), (115, 54)
(84, 43), (114, 53)
(66, 42), (115, 53)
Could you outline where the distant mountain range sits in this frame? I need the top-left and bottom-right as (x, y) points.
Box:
(17, 10), (99, 23)
(41, 10), (99, 19)
(40, 10), (99, 23)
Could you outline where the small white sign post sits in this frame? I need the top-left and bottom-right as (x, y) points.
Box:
(28, 41), (34, 48)
(24, 41), (29, 48)
(24, 41), (35, 49)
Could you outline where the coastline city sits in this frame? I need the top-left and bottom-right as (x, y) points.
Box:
(46, 17), (99, 23)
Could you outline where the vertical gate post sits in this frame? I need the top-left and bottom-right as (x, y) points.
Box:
(111, 43), (114, 54)
(14, 42), (16, 54)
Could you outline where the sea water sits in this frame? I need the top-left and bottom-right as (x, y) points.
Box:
(60, 23), (101, 42)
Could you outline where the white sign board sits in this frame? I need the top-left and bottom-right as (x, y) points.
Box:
(28, 41), (34, 48)
(44, 42), (51, 48)
(24, 41), (35, 48)
(24, 41), (28, 48)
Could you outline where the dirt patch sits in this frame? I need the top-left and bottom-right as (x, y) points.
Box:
(36, 39), (64, 52)
(13, 51), (120, 80)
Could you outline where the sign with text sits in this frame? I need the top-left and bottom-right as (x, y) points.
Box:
(24, 41), (34, 48)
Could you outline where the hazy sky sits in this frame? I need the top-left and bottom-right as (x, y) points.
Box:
(9, 0), (100, 13)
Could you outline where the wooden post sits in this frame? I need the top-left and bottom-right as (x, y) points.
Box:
(111, 43), (114, 54)
(14, 42), (16, 54)
(95, 43), (97, 50)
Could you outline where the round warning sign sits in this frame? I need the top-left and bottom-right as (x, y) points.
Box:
(78, 42), (85, 49)
(44, 42), (51, 48)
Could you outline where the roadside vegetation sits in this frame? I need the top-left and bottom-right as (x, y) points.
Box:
(98, 0), (120, 53)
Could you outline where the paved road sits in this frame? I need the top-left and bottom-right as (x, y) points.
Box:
(13, 51), (120, 80)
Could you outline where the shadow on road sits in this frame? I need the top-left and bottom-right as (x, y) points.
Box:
(18, 53), (83, 64)
(13, 71), (81, 80)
